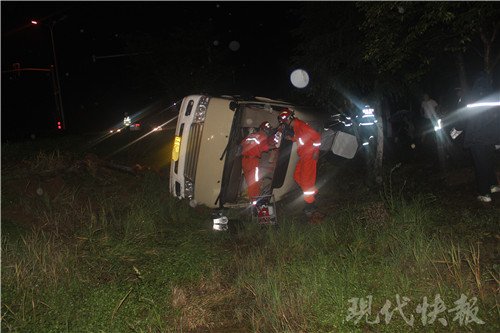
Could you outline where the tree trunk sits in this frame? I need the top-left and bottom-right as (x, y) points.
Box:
(456, 52), (468, 93)
(481, 31), (492, 76)
(480, 24), (499, 77)
(375, 109), (384, 184)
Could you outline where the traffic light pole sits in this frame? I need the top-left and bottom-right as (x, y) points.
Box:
(49, 23), (65, 130)
(2, 66), (62, 130)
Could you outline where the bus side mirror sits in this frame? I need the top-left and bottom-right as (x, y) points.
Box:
(229, 101), (238, 111)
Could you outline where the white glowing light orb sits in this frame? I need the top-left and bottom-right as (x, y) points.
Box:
(229, 40), (240, 51)
(411, 143), (416, 149)
(290, 69), (310, 88)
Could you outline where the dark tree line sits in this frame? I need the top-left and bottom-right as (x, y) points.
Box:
(123, 20), (234, 103)
(293, 1), (500, 109)
(119, 1), (499, 117)
(289, 1), (499, 181)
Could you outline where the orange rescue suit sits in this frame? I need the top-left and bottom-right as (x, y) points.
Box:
(241, 131), (270, 200)
(291, 119), (321, 203)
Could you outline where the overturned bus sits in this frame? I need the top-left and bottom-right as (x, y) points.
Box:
(169, 94), (357, 209)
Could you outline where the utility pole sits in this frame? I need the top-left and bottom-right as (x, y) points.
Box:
(32, 16), (67, 130)
(3, 66), (62, 130)
(49, 20), (65, 130)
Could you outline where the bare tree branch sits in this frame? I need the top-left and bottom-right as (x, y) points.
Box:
(471, 46), (484, 58)
(492, 52), (500, 72)
(491, 22), (499, 43)
(480, 29), (488, 44)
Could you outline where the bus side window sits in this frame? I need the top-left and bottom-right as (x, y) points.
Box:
(271, 138), (293, 189)
(185, 100), (194, 116)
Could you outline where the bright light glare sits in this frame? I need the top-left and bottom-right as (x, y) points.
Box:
(83, 99), (182, 154)
(31, 20), (38, 25)
(123, 116), (131, 126)
(434, 119), (442, 131)
(110, 114), (179, 157)
(466, 102), (500, 108)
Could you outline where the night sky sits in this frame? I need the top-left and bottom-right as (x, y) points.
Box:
(2, 1), (301, 138)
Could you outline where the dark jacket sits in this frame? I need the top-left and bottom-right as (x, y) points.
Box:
(460, 104), (500, 148)
(456, 74), (500, 148)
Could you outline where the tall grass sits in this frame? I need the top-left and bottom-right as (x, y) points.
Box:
(1, 150), (217, 332)
(223, 192), (499, 332)
(2, 147), (498, 332)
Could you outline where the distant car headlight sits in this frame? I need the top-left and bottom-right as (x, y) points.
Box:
(184, 179), (194, 199)
(193, 96), (210, 123)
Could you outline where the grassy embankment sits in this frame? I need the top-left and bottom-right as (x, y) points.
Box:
(1, 136), (499, 332)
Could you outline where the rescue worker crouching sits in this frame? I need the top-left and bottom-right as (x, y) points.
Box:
(240, 121), (276, 208)
(278, 109), (321, 216)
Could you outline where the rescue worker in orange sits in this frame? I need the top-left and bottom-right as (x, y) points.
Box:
(278, 109), (321, 214)
(241, 121), (275, 204)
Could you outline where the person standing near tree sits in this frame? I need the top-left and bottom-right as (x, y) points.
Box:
(452, 73), (500, 202)
(420, 93), (439, 144)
